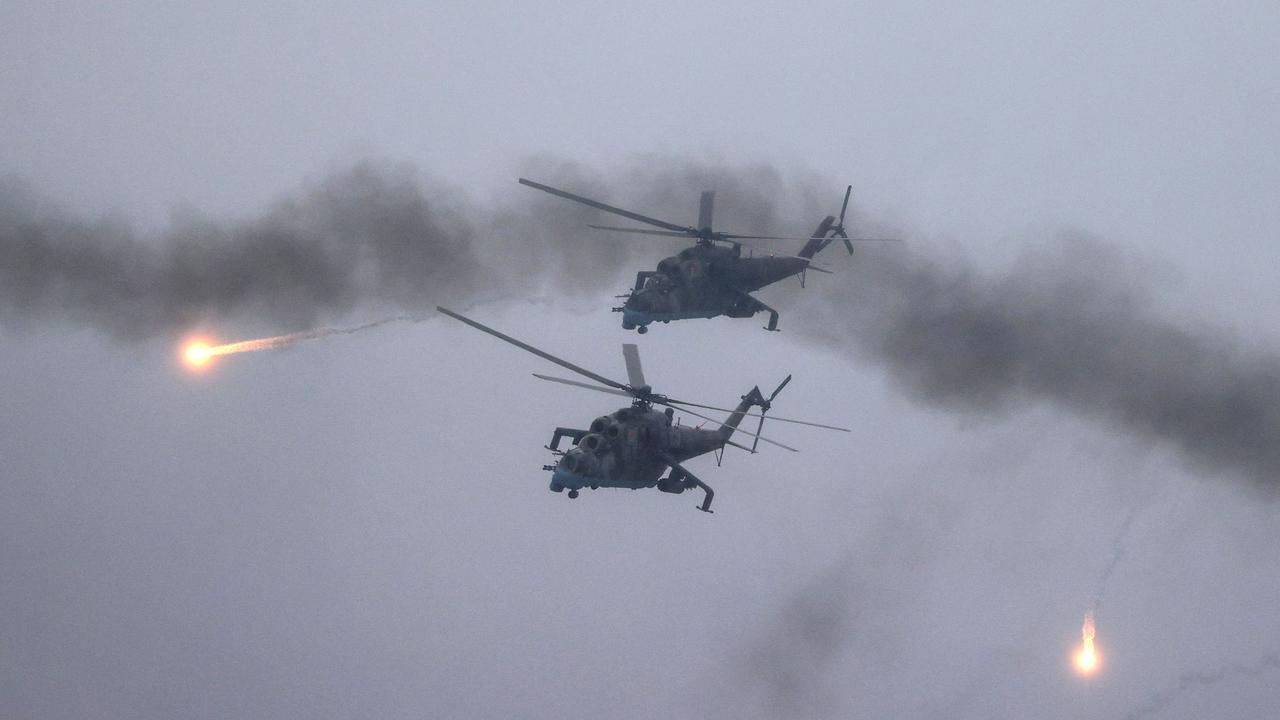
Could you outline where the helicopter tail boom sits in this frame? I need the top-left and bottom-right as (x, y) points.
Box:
(718, 386), (767, 444)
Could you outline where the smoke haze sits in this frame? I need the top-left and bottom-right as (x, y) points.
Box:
(805, 237), (1280, 493)
(5, 159), (1280, 497)
(0, 164), (484, 339)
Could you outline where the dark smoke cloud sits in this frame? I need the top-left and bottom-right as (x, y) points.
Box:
(1121, 653), (1280, 719)
(803, 238), (1280, 493)
(0, 158), (798, 340)
(0, 163), (489, 339)
(6, 157), (1280, 496)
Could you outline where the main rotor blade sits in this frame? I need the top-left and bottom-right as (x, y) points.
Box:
(657, 401), (798, 452)
(698, 190), (715, 230)
(727, 233), (899, 242)
(531, 373), (843, 433)
(622, 344), (646, 388)
(664, 398), (850, 432)
(519, 178), (689, 232)
(587, 225), (693, 239)
(437, 307), (628, 391)
(839, 185), (852, 225)
(532, 373), (631, 398)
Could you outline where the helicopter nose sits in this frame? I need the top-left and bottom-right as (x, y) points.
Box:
(556, 451), (597, 489)
(626, 292), (652, 311)
(561, 448), (597, 475)
(561, 451), (580, 473)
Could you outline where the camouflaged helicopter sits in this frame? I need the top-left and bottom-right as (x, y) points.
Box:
(437, 307), (849, 513)
(519, 178), (894, 333)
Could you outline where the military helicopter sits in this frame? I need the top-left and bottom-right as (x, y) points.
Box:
(437, 306), (850, 513)
(519, 178), (894, 333)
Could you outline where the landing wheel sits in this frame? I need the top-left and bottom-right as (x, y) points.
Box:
(636, 326), (648, 334)
(568, 489), (579, 499)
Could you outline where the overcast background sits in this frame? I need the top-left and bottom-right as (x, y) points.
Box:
(3, 2), (1280, 719)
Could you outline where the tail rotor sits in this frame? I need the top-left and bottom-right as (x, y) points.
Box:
(830, 185), (855, 255)
(751, 374), (793, 452)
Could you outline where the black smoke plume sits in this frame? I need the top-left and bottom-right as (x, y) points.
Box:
(0, 163), (493, 339)
(0, 158), (796, 340)
(803, 238), (1280, 493)
(5, 158), (1280, 494)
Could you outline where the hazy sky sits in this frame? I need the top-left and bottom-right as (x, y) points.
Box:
(3, 3), (1280, 719)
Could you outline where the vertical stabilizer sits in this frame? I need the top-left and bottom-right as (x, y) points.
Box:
(798, 216), (837, 258)
(719, 386), (766, 442)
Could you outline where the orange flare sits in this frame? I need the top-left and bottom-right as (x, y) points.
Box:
(178, 316), (413, 372)
(181, 340), (215, 371)
(1074, 611), (1099, 675)
(180, 334), (295, 371)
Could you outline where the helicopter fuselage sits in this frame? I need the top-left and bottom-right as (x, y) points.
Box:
(548, 403), (732, 493)
(620, 243), (809, 329)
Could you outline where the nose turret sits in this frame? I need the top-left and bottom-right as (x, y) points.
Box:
(625, 287), (657, 312)
(559, 442), (601, 474)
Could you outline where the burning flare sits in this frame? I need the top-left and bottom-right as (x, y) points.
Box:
(183, 341), (215, 369)
(179, 316), (413, 371)
(1074, 611), (1100, 675)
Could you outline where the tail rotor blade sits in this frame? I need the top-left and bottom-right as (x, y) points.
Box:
(768, 374), (792, 403)
(753, 374), (791, 452)
(839, 185), (852, 226)
(751, 412), (765, 453)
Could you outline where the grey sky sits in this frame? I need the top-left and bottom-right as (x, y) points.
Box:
(3, 2), (1280, 719)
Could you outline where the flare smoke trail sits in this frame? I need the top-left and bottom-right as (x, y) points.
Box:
(1067, 495), (1155, 680)
(184, 316), (419, 367)
(1091, 490), (1162, 618)
(1092, 502), (1143, 614)
(1121, 654), (1280, 720)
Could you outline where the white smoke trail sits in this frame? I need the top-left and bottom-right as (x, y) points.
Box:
(201, 315), (419, 357)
